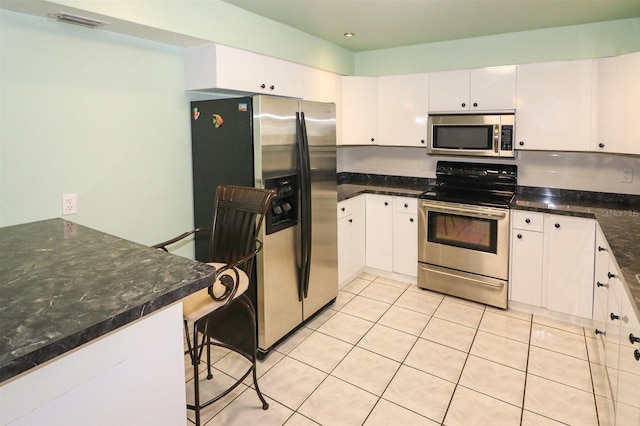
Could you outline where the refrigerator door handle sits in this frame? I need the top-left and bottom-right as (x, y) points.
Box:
(295, 112), (309, 302)
(300, 112), (312, 299)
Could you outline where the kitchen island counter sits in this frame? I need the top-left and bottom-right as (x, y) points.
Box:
(0, 218), (215, 383)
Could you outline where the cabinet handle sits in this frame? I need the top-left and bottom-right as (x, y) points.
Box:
(384, 202), (388, 206)
(611, 312), (620, 321)
(473, 102), (478, 107)
(608, 272), (617, 279)
(599, 143), (605, 149)
(461, 102), (466, 108)
(348, 219), (353, 223)
(269, 85), (275, 90)
(404, 203), (408, 208)
(595, 328), (605, 336)
(525, 218), (531, 224)
(410, 218), (414, 222)
(554, 223), (560, 229)
(598, 246), (608, 252)
(596, 281), (608, 288)
(341, 207), (345, 212)
(519, 141), (525, 146)
(420, 139), (425, 144)
(371, 138), (375, 142)
(260, 83), (266, 89)
(517, 234), (523, 239)
(630, 333), (640, 344)
(635, 349), (640, 361)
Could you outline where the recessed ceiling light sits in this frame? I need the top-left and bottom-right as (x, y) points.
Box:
(48, 12), (109, 29)
(343, 32), (355, 38)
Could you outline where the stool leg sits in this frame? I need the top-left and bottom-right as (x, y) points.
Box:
(240, 295), (269, 410)
(192, 318), (202, 426)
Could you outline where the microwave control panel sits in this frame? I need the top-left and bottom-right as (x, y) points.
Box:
(500, 125), (514, 151)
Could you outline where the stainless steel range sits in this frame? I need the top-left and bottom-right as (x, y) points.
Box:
(418, 161), (517, 309)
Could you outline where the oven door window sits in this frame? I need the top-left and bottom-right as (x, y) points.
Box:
(427, 211), (497, 253)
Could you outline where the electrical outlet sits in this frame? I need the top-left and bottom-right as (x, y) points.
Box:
(622, 169), (633, 183)
(62, 193), (77, 215)
(420, 159), (428, 170)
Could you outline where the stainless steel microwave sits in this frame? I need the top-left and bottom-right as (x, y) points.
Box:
(427, 113), (515, 158)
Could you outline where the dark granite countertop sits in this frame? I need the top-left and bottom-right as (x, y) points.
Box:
(338, 174), (640, 320)
(0, 218), (216, 383)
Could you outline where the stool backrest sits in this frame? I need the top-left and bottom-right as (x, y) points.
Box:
(207, 185), (274, 277)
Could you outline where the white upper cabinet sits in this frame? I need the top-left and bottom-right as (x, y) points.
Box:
(341, 76), (377, 145)
(303, 66), (341, 103)
(184, 44), (303, 98)
(429, 66), (516, 112)
(594, 52), (640, 155)
(515, 59), (594, 151)
(377, 74), (429, 147)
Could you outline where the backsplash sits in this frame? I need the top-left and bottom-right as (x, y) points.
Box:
(338, 146), (640, 196)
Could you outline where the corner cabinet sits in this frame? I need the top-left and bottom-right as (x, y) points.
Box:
(509, 210), (595, 319)
(341, 76), (377, 145)
(515, 59), (594, 151)
(429, 66), (516, 112)
(377, 74), (429, 147)
(337, 196), (366, 287)
(594, 52), (640, 155)
(184, 44), (303, 98)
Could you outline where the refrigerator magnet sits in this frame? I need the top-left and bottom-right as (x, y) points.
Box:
(238, 103), (248, 112)
(212, 114), (224, 128)
(193, 107), (200, 120)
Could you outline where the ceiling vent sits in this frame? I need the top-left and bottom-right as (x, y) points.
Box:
(48, 12), (109, 29)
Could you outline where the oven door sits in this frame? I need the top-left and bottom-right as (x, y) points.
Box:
(418, 200), (510, 280)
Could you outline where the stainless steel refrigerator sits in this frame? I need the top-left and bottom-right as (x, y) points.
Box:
(190, 95), (338, 355)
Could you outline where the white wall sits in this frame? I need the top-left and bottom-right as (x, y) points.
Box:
(339, 146), (640, 195)
(0, 10), (194, 256)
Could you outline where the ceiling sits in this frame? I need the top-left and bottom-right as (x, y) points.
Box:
(221, 0), (640, 52)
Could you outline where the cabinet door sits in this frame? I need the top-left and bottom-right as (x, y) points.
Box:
(338, 214), (352, 286)
(341, 77), (377, 145)
(266, 56), (303, 98)
(595, 52), (640, 155)
(516, 59), (593, 151)
(365, 194), (393, 271)
(594, 226), (611, 325)
(615, 273), (640, 423)
(470, 66), (516, 111)
(215, 44), (267, 94)
(545, 215), (595, 318)
(429, 69), (470, 112)
(377, 74), (429, 147)
(392, 197), (418, 276)
(510, 229), (544, 306)
(606, 268), (622, 417)
(351, 195), (366, 277)
(303, 66), (341, 103)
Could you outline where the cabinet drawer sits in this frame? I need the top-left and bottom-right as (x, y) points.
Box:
(512, 210), (544, 232)
(338, 200), (351, 219)
(394, 197), (418, 213)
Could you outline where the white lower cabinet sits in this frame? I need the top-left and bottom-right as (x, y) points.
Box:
(510, 211), (544, 306)
(392, 197), (418, 276)
(545, 214), (595, 318)
(509, 210), (595, 319)
(361, 194), (418, 277)
(365, 194), (393, 270)
(337, 196), (365, 287)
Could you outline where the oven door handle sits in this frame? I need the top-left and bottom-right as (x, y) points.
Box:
(429, 267), (505, 289)
(421, 204), (507, 220)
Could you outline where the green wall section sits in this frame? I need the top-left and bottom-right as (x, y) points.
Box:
(53, 0), (355, 75)
(355, 18), (640, 76)
(0, 10), (194, 256)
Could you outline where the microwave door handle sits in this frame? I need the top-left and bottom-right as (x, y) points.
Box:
(494, 124), (500, 154)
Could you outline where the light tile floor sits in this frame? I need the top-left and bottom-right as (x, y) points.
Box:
(185, 273), (604, 425)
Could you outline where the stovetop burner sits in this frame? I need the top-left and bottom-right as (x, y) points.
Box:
(420, 161), (517, 208)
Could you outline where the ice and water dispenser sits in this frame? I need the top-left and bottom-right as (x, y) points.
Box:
(264, 174), (298, 235)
